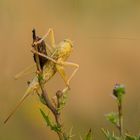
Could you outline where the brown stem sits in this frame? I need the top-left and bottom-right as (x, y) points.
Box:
(40, 82), (65, 140)
(32, 29), (66, 140)
(40, 85), (58, 115)
(118, 100), (123, 136)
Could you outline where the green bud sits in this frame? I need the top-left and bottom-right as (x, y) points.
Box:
(113, 84), (125, 98)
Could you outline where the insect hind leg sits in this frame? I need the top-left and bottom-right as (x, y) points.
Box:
(34, 28), (56, 49)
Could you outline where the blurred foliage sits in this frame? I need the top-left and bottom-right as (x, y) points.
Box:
(106, 112), (119, 127)
(102, 129), (121, 140)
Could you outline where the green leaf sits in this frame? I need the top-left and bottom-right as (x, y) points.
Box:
(38, 94), (46, 105)
(85, 129), (93, 140)
(65, 127), (75, 140)
(79, 129), (93, 140)
(106, 112), (119, 126)
(125, 135), (135, 140)
(125, 134), (140, 140)
(102, 129), (122, 140)
(51, 124), (61, 132)
(40, 109), (52, 126)
(40, 109), (61, 132)
(38, 74), (44, 82)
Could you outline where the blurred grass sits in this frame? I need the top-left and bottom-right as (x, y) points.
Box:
(1, 0), (140, 140)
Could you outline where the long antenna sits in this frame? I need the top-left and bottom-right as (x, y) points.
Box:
(4, 29), (37, 124)
(4, 92), (30, 124)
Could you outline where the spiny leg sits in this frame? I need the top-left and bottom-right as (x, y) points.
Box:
(31, 50), (79, 87)
(31, 49), (69, 87)
(56, 61), (79, 87)
(34, 28), (56, 49)
(55, 64), (68, 86)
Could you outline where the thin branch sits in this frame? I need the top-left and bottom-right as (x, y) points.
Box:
(118, 100), (123, 136)
(32, 29), (66, 140)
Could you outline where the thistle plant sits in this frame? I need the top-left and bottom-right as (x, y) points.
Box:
(103, 84), (140, 140)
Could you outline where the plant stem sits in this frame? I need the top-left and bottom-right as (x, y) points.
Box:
(32, 29), (66, 140)
(40, 85), (65, 140)
(118, 99), (123, 136)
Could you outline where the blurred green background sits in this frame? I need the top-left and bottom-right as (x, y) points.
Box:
(1, 0), (140, 139)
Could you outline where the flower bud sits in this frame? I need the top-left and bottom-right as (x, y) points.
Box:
(113, 84), (125, 98)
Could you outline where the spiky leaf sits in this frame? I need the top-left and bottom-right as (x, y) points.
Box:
(38, 94), (46, 105)
(40, 109), (61, 132)
(125, 134), (140, 140)
(106, 112), (119, 126)
(102, 129), (122, 140)
(85, 129), (93, 140)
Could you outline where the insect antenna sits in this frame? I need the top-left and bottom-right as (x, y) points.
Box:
(4, 92), (30, 124)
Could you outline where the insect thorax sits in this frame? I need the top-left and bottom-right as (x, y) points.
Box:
(52, 40), (73, 61)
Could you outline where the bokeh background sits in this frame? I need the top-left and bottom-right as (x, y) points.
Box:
(1, 0), (140, 139)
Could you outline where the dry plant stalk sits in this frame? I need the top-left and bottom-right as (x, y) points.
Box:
(32, 29), (68, 140)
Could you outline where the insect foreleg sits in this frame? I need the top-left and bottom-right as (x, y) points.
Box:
(55, 64), (68, 86)
(31, 49), (79, 87)
(60, 61), (79, 87)
(55, 57), (79, 87)
(31, 49), (57, 63)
